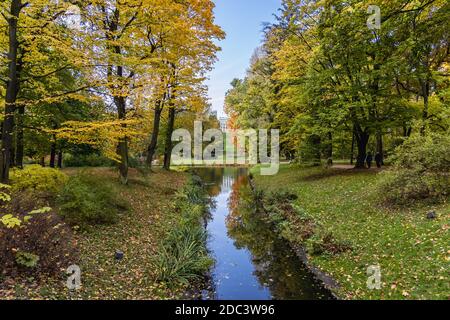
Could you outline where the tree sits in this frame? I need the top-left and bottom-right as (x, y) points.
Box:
(0, 0), (87, 181)
(225, 0), (449, 168)
(144, 0), (224, 168)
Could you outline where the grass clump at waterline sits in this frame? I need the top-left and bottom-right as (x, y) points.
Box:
(153, 175), (213, 287)
(251, 164), (449, 300)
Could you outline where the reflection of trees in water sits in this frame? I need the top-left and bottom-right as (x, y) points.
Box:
(195, 167), (330, 299)
(194, 168), (225, 197)
(194, 167), (248, 197)
(226, 176), (331, 300)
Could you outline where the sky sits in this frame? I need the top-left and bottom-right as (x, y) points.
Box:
(206, 0), (281, 118)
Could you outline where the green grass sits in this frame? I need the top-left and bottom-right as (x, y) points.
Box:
(252, 165), (449, 300)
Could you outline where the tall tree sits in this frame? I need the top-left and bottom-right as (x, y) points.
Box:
(0, 0), (85, 181)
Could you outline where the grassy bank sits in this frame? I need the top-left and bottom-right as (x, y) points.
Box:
(1, 167), (211, 300)
(251, 165), (449, 300)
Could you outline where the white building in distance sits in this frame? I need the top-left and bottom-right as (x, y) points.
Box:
(219, 117), (228, 131)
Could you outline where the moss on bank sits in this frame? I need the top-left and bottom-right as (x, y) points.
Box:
(251, 165), (449, 300)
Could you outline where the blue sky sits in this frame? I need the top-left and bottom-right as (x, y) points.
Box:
(207, 0), (281, 117)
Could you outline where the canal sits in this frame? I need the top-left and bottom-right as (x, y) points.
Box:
(194, 167), (332, 300)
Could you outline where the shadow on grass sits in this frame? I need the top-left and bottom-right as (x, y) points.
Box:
(301, 167), (381, 182)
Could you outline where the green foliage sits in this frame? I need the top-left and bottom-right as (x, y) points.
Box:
(262, 189), (351, 256)
(15, 251), (40, 269)
(63, 153), (115, 168)
(225, 1), (449, 165)
(182, 175), (209, 208)
(1, 214), (22, 229)
(253, 165), (450, 299)
(63, 152), (142, 169)
(57, 173), (129, 227)
(1, 188), (76, 278)
(10, 165), (68, 194)
(0, 183), (51, 229)
(379, 131), (450, 205)
(153, 175), (212, 285)
(0, 207), (51, 229)
(0, 183), (11, 202)
(306, 232), (352, 257)
(298, 135), (323, 166)
(153, 225), (213, 285)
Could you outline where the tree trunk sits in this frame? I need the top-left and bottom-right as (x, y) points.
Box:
(403, 126), (412, 138)
(163, 107), (176, 171)
(350, 129), (355, 165)
(15, 105), (24, 168)
(1, 0), (21, 182)
(146, 99), (164, 167)
(10, 132), (15, 168)
(117, 139), (128, 184)
(57, 150), (63, 168)
(421, 81), (430, 134)
(40, 157), (46, 167)
(355, 129), (369, 169)
(115, 96), (128, 184)
(325, 132), (333, 159)
(310, 134), (321, 166)
(376, 132), (384, 165)
(50, 142), (56, 168)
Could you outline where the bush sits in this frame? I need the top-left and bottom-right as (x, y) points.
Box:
(57, 174), (128, 227)
(63, 153), (115, 168)
(63, 153), (142, 169)
(10, 165), (68, 194)
(378, 131), (450, 205)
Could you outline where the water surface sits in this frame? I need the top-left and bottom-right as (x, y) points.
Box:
(195, 167), (332, 300)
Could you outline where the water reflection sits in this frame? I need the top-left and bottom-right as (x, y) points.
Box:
(195, 167), (332, 300)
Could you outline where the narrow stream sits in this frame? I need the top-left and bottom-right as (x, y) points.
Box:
(195, 167), (332, 300)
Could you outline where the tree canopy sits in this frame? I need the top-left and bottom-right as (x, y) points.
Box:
(0, 0), (224, 183)
(225, 0), (449, 166)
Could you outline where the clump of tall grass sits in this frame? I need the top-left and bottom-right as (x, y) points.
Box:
(153, 225), (212, 285)
(153, 175), (213, 285)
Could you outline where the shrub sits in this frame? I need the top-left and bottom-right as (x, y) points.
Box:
(266, 190), (298, 203)
(64, 153), (142, 169)
(63, 153), (114, 168)
(15, 251), (40, 269)
(10, 165), (68, 194)
(57, 174), (128, 227)
(378, 131), (450, 205)
(299, 135), (322, 166)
